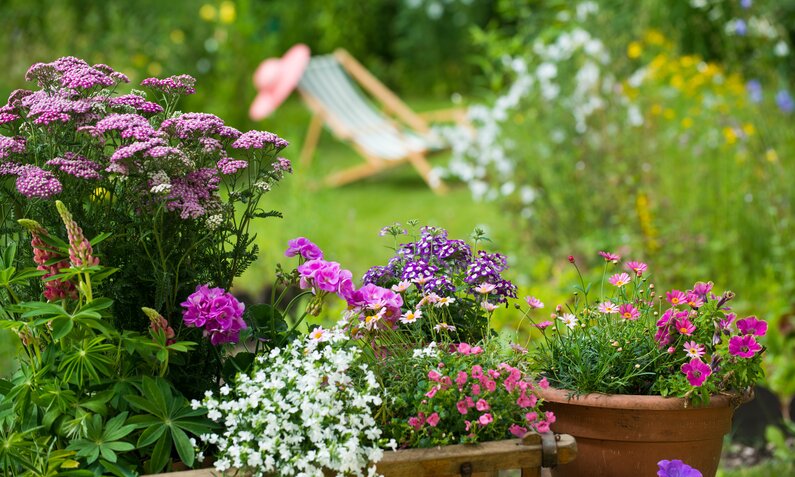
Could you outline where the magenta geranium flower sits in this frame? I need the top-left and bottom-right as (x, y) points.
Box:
(729, 335), (762, 358)
(181, 284), (247, 345)
(285, 236), (324, 260)
(609, 272), (632, 287)
(657, 459), (702, 477)
(618, 303), (640, 320)
(680, 358), (712, 387)
(736, 316), (767, 337)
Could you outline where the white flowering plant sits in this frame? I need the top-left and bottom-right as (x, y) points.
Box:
(199, 328), (388, 477)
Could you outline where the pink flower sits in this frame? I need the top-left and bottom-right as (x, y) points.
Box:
(408, 414), (425, 430)
(535, 421), (551, 433)
(456, 371), (468, 388)
(598, 301), (619, 314)
(476, 399), (490, 411)
(692, 281), (713, 297)
(525, 296), (544, 308)
(618, 303), (640, 320)
(683, 341), (706, 359)
(471, 384), (481, 396)
(675, 317), (696, 336)
(666, 290), (687, 306)
(426, 412), (440, 427)
(609, 273), (632, 287)
(425, 386), (439, 399)
(470, 346), (484, 355)
(736, 316), (767, 337)
(545, 411), (556, 424)
(681, 358), (712, 386)
(465, 396), (475, 408)
(625, 261), (648, 276)
(471, 365), (484, 379)
(478, 413), (493, 426)
(484, 379), (497, 392)
(525, 412), (538, 422)
(427, 370), (442, 381)
(685, 292), (704, 309)
(457, 342), (472, 355)
(538, 377), (549, 389)
(285, 237), (324, 260)
(181, 284), (247, 345)
(535, 320), (553, 330)
(517, 391), (537, 408)
(509, 424), (528, 438)
(720, 312), (737, 332)
(599, 251), (621, 261)
(456, 400), (469, 415)
(729, 335), (762, 358)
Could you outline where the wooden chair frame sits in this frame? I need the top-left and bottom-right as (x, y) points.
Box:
(297, 49), (468, 195)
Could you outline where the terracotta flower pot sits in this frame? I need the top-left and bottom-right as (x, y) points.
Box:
(539, 387), (751, 477)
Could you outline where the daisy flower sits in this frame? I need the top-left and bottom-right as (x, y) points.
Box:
(609, 273), (632, 287)
(618, 303), (640, 320)
(435, 296), (455, 307)
(400, 309), (422, 324)
(391, 280), (412, 293)
(474, 283), (496, 294)
(481, 301), (498, 312)
(598, 251), (621, 261)
(434, 322), (457, 332)
(683, 341), (705, 359)
(309, 327), (328, 342)
(525, 296), (544, 309)
(559, 313), (578, 329)
(598, 301), (619, 314)
(625, 261), (648, 276)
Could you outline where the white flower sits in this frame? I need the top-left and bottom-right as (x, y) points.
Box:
(775, 40), (790, 57)
(481, 301), (498, 312)
(434, 322), (456, 332)
(434, 296), (455, 307)
(308, 327), (328, 342)
(474, 283), (496, 294)
(391, 280), (412, 293)
(559, 313), (579, 329)
(399, 309), (422, 324)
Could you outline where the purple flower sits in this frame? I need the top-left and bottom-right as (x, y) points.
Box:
(231, 130), (289, 150)
(14, 165), (63, 198)
(181, 284), (246, 345)
(216, 157), (248, 175)
(274, 157), (292, 173)
(729, 335), (762, 358)
(680, 358), (712, 387)
(401, 260), (438, 282)
(297, 259), (352, 295)
(108, 94), (164, 114)
(362, 265), (395, 287)
(657, 459), (702, 477)
(734, 19), (747, 36)
(0, 112), (20, 124)
(736, 316), (767, 336)
(746, 80), (763, 103)
(776, 90), (794, 114)
(346, 283), (404, 325)
(141, 74), (196, 95)
(0, 136), (26, 159)
(46, 152), (102, 180)
(285, 237), (324, 260)
(166, 168), (221, 219)
(93, 113), (157, 141)
(741, 0), (752, 9)
(160, 112), (226, 139)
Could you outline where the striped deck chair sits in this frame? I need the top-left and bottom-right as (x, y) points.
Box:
(297, 49), (466, 194)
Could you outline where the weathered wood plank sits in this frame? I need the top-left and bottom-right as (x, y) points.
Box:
(145, 434), (576, 477)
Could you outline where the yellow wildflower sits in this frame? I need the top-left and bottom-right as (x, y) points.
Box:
(627, 41), (643, 59)
(199, 4), (217, 22)
(644, 29), (665, 46)
(219, 1), (236, 23)
(681, 117), (693, 129)
(766, 149), (779, 163)
(723, 127), (738, 145)
(742, 123), (755, 136)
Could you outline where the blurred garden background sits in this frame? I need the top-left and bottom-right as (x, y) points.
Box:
(2, 0), (795, 473)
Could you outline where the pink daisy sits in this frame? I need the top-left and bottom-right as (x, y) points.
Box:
(525, 296), (545, 309)
(598, 251), (621, 261)
(625, 261), (648, 276)
(598, 301), (619, 314)
(675, 317), (696, 336)
(666, 290), (687, 306)
(618, 303), (640, 320)
(682, 341), (705, 359)
(609, 273), (632, 287)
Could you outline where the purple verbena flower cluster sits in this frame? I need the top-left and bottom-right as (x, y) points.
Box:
(181, 284), (247, 345)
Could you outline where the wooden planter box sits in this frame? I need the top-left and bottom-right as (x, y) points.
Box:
(146, 432), (576, 477)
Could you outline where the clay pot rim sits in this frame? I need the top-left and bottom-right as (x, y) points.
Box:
(539, 386), (753, 411)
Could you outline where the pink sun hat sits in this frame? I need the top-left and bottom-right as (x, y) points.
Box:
(249, 44), (311, 120)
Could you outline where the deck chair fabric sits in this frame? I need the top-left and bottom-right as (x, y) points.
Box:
(297, 50), (462, 193)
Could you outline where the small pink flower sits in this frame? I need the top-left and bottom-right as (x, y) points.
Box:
(683, 341), (705, 359)
(509, 424), (528, 437)
(618, 303), (640, 320)
(598, 301), (619, 314)
(457, 400), (469, 415)
(471, 365), (484, 379)
(525, 296), (544, 308)
(666, 290), (687, 306)
(625, 261), (648, 276)
(681, 358), (712, 386)
(470, 346), (484, 355)
(425, 386), (439, 399)
(535, 421), (551, 433)
(427, 370), (442, 381)
(457, 342), (472, 355)
(538, 377), (549, 389)
(599, 251), (621, 261)
(408, 413), (425, 430)
(692, 281), (713, 297)
(471, 384), (481, 396)
(675, 317), (696, 336)
(426, 412), (440, 427)
(729, 335), (762, 358)
(685, 292), (704, 309)
(525, 412), (538, 422)
(465, 420), (472, 431)
(535, 320), (553, 330)
(667, 346), (676, 354)
(476, 399), (490, 411)
(736, 316), (767, 337)
(478, 413), (493, 426)
(609, 273), (632, 287)
(545, 411), (556, 424)
(481, 301), (498, 312)
(456, 371), (468, 388)
(517, 391), (537, 408)
(484, 379), (497, 392)
(465, 396), (475, 408)
(474, 283), (496, 294)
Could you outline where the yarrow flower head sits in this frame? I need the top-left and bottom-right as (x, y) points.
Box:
(180, 284), (247, 345)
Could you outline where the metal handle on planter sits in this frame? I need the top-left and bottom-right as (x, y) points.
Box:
(460, 461), (473, 477)
(521, 431), (560, 468)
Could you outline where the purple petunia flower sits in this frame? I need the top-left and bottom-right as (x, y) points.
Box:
(181, 284), (247, 346)
(285, 237), (324, 261)
(681, 358), (712, 387)
(657, 459), (702, 477)
(735, 316), (767, 337)
(728, 334), (762, 358)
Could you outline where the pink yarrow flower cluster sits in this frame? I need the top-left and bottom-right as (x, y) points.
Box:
(181, 284), (247, 345)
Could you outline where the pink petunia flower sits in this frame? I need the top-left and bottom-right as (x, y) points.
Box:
(476, 399), (490, 411)
(736, 316), (767, 337)
(471, 365), (484, 379)
(456, 371), (468, 388)
(625, 261), (648, 276)
(456, 400), (469, 415)
(681, 358), (712, 386)
(599, 251), (621, 261)
(609, 273), (632, 287)
(478, 413), (493, 426)
(509, 424), (528, 438)
(535, 421), (551, 433)
(525, 411), (538, 422)
(618, 303), (640, 320)
(426, 412), (440, 427)
(729, 335), (762, 358)
(427, 370), (442, 381)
